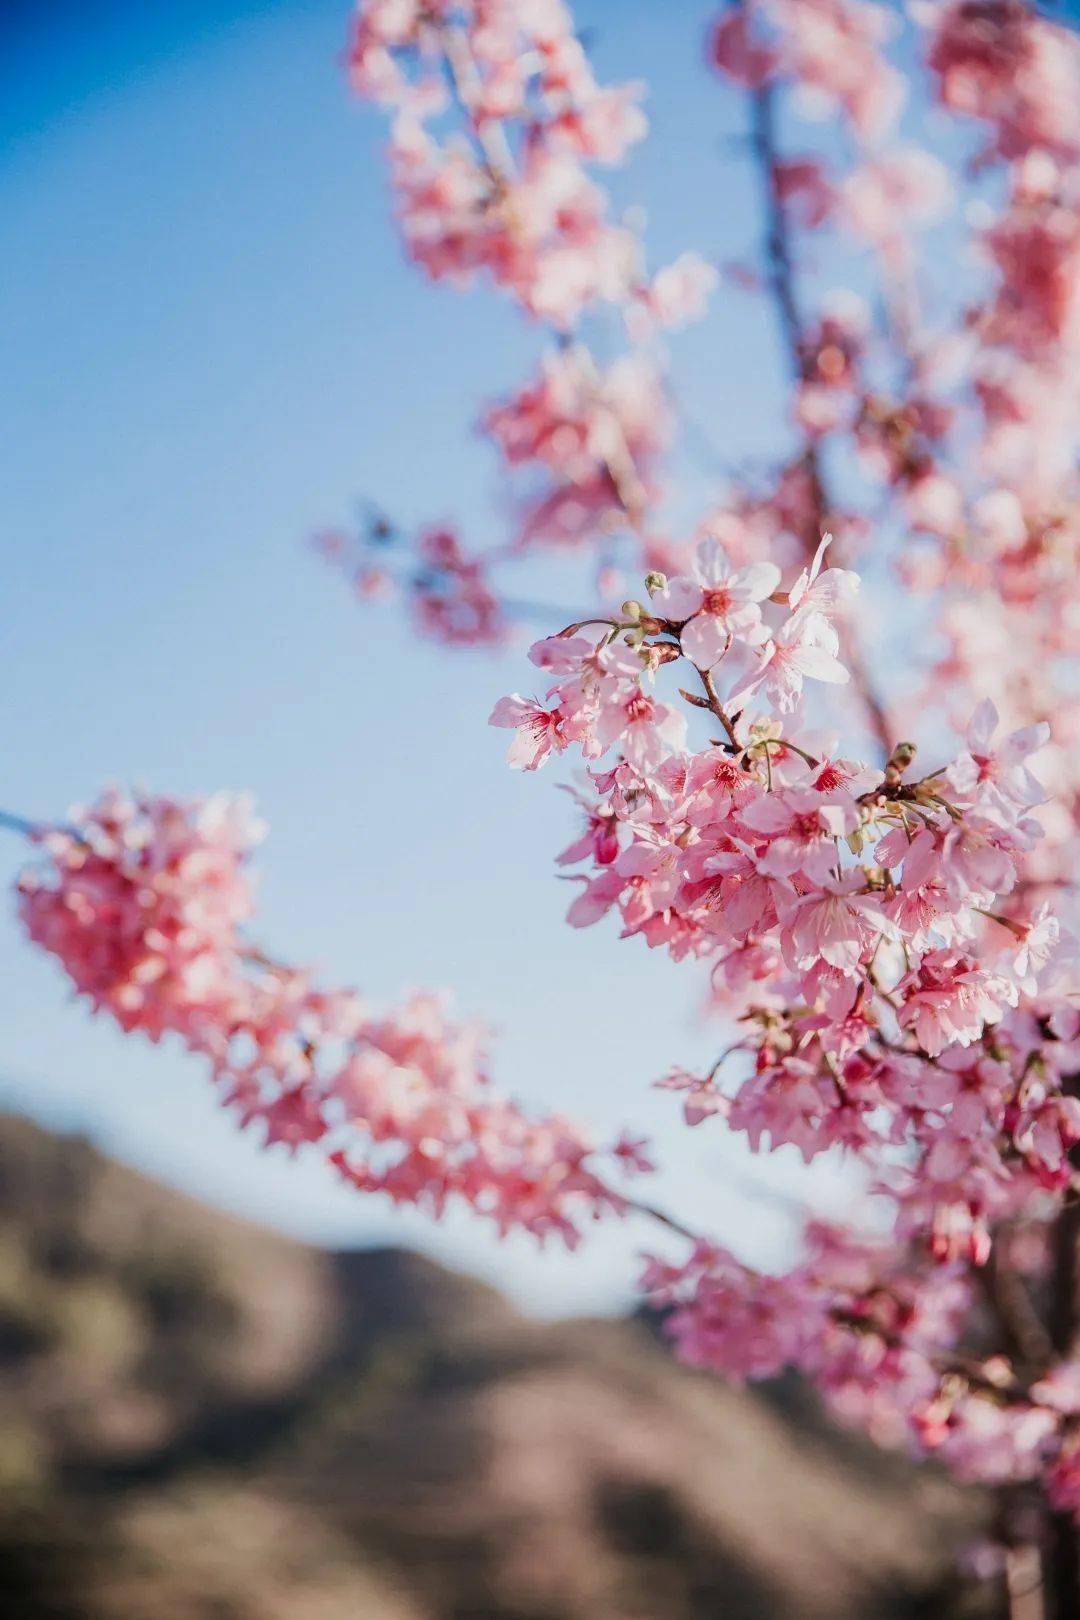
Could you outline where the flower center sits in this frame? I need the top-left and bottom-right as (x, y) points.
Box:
(702, 587), (733, 616)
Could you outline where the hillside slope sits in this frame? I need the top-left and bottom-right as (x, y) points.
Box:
(0, 1112), (996, 1619)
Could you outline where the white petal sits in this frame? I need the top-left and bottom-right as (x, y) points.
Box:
(693, 536), (731, 588)
(736, 560), (782, 603)
(652, 577), (703, 620)
(681, 613), (732, 670)
(794, 644), (850, 684)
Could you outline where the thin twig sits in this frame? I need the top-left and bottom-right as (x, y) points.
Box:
(622, 1194), (701, 1244)
(0, 808), (36, 838)
(440, 25), (648, 528)
(698, 664), (741, 751)
(747, 81), (894, 760)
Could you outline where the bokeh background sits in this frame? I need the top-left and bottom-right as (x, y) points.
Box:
(1, 0), (861, 1314)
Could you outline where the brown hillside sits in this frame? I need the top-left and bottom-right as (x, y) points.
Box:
(0, 1112), (997, 1619)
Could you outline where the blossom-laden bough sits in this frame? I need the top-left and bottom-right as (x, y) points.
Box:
(491, 530), (1080, 1533)
(11, 790), (648, 1245)
(323, 6), (1080, 1579)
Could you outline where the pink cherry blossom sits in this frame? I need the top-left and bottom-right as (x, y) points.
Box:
(740, 785), (857, 882)
(18, 787), (645, 1245)
(489, 693), (569, 769)
(630, 252), (719, 334)
(652, 536), (780, 670)
(780, 875), (889, 973)
(735, 609), (851, 713)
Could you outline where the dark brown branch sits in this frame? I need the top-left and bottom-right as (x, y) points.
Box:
(697, 664), (742, 751)
(981, 1241), (1054, 1372)
(747, 81), (894, 760)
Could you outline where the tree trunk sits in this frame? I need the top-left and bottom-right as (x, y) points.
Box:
(1044, 1513), (1080, 1619)
(1042, 1199), (1080, 1618)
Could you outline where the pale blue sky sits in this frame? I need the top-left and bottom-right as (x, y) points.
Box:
(1, 0), (873, 1313)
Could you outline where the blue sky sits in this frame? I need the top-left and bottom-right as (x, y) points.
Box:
(0, 0), (867, 1313)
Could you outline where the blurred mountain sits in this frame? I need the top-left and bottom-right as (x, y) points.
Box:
(0, 1111), (997, 1620)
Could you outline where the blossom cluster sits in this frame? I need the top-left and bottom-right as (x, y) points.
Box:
(713, 0), (904, 138)
(316, 522), (508, 647)
(642, 1225), (970, 1429)
(349, 0), (716, 329)
(323, 0), (1080, 1558)
(325, 0), (718, 630)
(697, 0), (1080, 953)
(16, 788), (642, 1242)
(492, 527), (1080, 1498)
(642, 1231), (1079, 1489)
(483, 346), (668, 546)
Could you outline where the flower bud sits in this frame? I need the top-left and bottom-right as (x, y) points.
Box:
(884, 740), (917, 784)
(644, 571), (668, 596)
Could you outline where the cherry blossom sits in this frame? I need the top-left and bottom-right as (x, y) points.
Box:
(735, 607), (852, 712)
(489, 693), (569, 769)
(651, 536), (780, 670)
(15, 787), (642, 1244)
